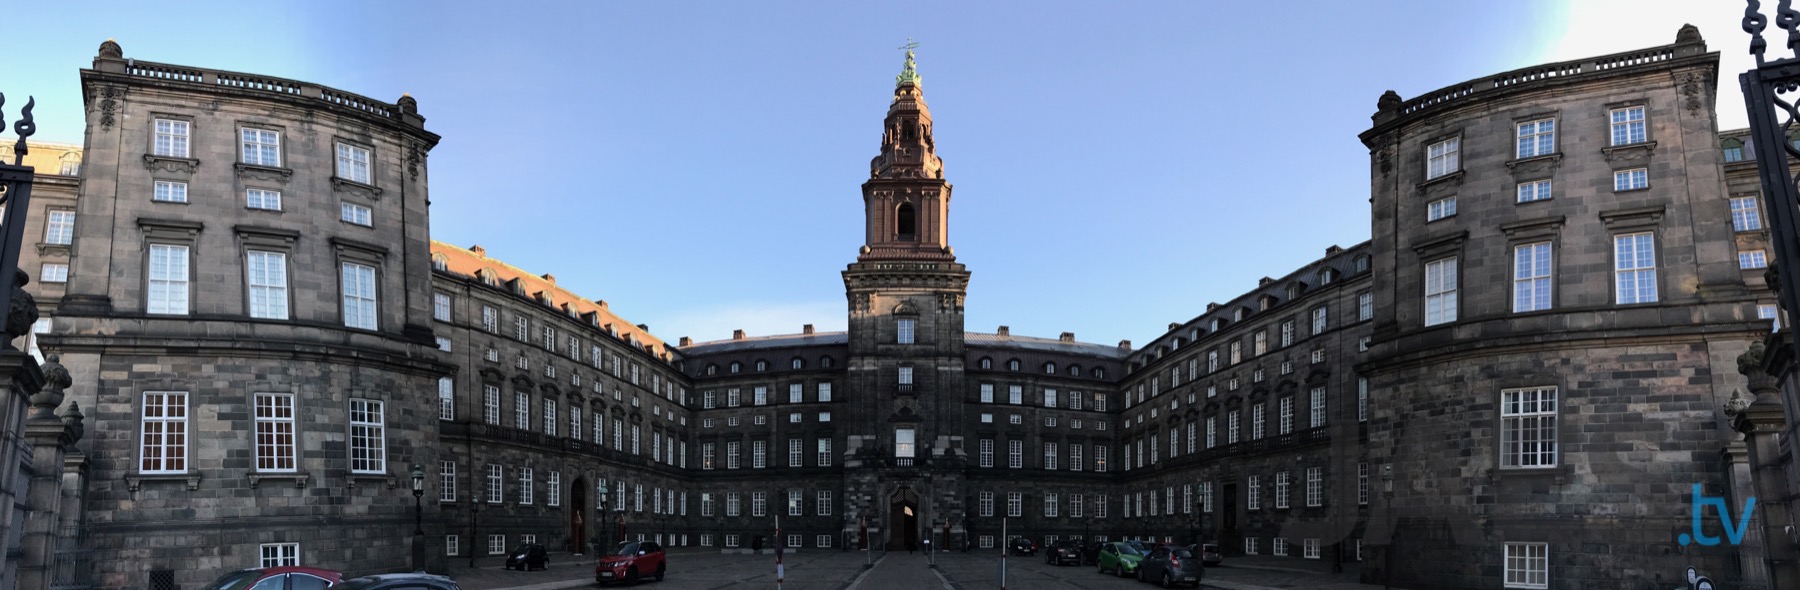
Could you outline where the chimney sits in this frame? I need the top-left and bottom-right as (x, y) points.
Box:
(1118, 339), (1132, 350)
(1168, 322), (1181, 331)
(1206, 302), (1220, 311)
(997, 325), (1010, 337)
(637, 323), (649, 332)
(470, 244), (486, 256)
(678, 336), (691, 347)
(733, 329), (747, 341)
(1259, 276), (1274, 286)
(542, 273), (556, 284)
(1326, 245), (1343, 256)
(803, 324), (815, 335)
(1059, 332), (1075, 343)
(595, 299), (608, 309)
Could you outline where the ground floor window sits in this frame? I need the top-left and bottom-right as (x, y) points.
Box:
(488, 535), (506, 555)
(1272, 537), (1287, 556)
(979, 535), (994, 549)
(700, 534), (713, 547)
(523, 534), (537, 545)
(1354, 539), (1362, 561)
(259, 543), (299, 567)
(817, 535), (832, 548)
(725, 534), (741, 548)
(1504, 542), (1549, 589)
(787, 534), (801, 548)
(1303, 538), (1320, 559)
(1244, 537), (1258, 555)
(446, 535), (459, 556)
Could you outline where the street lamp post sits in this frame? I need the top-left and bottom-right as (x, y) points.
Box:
(598, 482), (611, 554)
(410, 464), (425, 571)
(470, 490), (482, 568)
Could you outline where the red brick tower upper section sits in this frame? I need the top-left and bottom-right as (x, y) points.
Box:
(860, 48), (954, 261)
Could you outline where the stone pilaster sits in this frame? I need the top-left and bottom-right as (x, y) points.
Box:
(1736, 339), (1800, 589)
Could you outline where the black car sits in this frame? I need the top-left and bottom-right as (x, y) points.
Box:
(1007, 537), (1036, 556)
(1137, 545), (1202, 588)
(504, 543), (548, 571)
(1044, 540), (1081, 566)
(327, 573), (459, 590)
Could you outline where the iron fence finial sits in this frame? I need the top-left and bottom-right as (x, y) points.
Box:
(12, 96), (34, 166)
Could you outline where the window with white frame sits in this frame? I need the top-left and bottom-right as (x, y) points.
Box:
(140, 391), (188, 473)
(153, 180), (188, 203)
(1513, 242), (1552, 312)
(348, 399), (386, 473)
(1252, 403), (1265, 439)
(483, 385), (500, 425)
(1610, 106), (1645, 145)
(336, 143), (372, 184)
(440, 461), (457, 502)
(751, 491), (767, 517)
(1245, 537), (1259, 555)
(1427, 196), (1456, 222)
(518, 467), (534, 505)
(147, 244), (190, 314)
(259, 543), (300, 567)
(1280, 397), (1292, 434)
(1202, 481), (1213, 513)
(1311, 307), (1327, 335)
(341, 262), (378, 329)
(1504, 543), (1550, 588)
(818, 382), (832, 402)
(1612, 167), (1650, 192)
(446, 535), (459, 556)
(1741, 250), (1769, 269)
(1358, 462), (1369, 505)
(818, 438), (833, 466)
(979, 491), (994, 517)
(1044, 442), (1058, 470)
(1517, 179), (1552, 203)
(896, 317), (915, 344)
(246, 188), (282, 211)
(489, 534), (506, 555)
(254, 393), (297, 472)
(1273, 537), (1289, 557)
(753, 440), (767, 468)
(246, 251), (289, 319)
(978, 439), (993, 467)
(1516, 119), (1555, 158)
(44, 210), (74, 245)
(1501, 386), (1558, 468)
(1275, 472), (1290, 509)
(1424, 257), (1458, 326)
(1426, 137), (1459, 179)
(1760, 303), (1783, 331)
(1008, 384), (1022, 404)
(1045, 492), (1059, 517)
(241, 128), (281, 166)
(486, 464), (502, 502)
(1732, 196), (1764, 232)
(1304, 538), (1320, 559)
(1228, 411), (1239, 443)
(154, 119), (191, 157)
(1007, 491), (1023, 517)
(980, 383), (993, 403)
(1614, 233), (1658, 304)
(1358, 377), (1369, 422)
(1206, 416), (1216, 448)
(1358, 292), (1373, 321)
(1008, 439), (1023, 468)
(39, 263), (67, 284)
(543, 400), (557, 435)
(513, 393), (529, 429)
(1310, 387), (1326, 428)
(817, 490), (832, 515)
(341, 203), (373, 226)
(1247, 475), (1260, 510)
(1306, 467), (1322, 507)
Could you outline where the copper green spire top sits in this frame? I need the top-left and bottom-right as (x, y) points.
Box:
(896, 38), (921, 87)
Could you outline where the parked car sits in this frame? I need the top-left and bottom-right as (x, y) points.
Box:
(1189, 543), (1224, 567)
(200, 567), (341, 590)
(504, 542), (548, 571)
(1096, 541), (1145, 577)
(327, 573), (459, 590)
(1007, 537), (1036, 556)
(1138, 545), (1203, 587)
(1044, 540), (1082, 566)
(596, 540), (665, 585)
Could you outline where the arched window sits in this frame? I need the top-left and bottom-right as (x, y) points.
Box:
(791, 357), (804, 370)
(1008, 359), (1021, 372)
(1093, 367), (1106, 379)
(431, 255), (448, 272)
(1354, 255), (1370, 273)
(979, 357), (993, 370)
(1044, 362), (1057, 374)
(820, 356), (835, 368)
(755, 360), (768, 372)
(59, 151), (81, 176)
(1287, 283), (1306, 300)
(1319, 269), (1337, 285)
(1068, 364), (1081, 377)
(730, 362), (741, 374)
(896, 203), (917, 240)
(706, 364), (718, 376)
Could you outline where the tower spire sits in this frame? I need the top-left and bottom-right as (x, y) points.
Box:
(857, 41), (953, 262)
(896, 38), (921, 87)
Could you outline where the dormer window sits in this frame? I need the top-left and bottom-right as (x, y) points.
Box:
(1008, 359), (1021, 372)
(730, 362), (742, 374)
(979, 357), (992, 370)
(755, 360), (768, 372)
(1044, 362), (1056, 374)
(1318, 269), (1336, 285)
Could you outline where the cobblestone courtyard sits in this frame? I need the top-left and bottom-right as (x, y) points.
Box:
(444, 549), (1389, 590)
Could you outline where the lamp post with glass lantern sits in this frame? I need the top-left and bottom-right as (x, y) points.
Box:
(598, 481), (611, 554)
(410, 464), (426, 571)
(470, 490), (482, 568)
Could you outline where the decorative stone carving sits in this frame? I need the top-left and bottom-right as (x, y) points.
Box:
(1677, 72), (1708, 118)
(5, 269), (38, 344)
(1377, 90), (1402, 113)
(30, 354), (71, 418)
(407, 140), (424, 181)
(331, 176), (383, 199)
(234, 163), (293, 183)
(99, 85), (120, 132)
(61, 400), (84, 444)
(143, 154), (200, 174)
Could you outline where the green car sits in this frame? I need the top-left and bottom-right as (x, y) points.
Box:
(1096, 541), (1146, 577)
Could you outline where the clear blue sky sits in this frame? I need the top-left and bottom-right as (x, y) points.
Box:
(8, 1), (1749, 347)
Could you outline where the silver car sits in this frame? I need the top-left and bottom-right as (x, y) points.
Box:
(1136, 545), (1202, 588)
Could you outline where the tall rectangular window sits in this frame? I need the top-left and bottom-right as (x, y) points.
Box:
(336, 143), (372, 184)
(1358, 377), (1369, 422)
(896, 318), (915, 344)
(1310, 387), (1326, 428)
(246, 251), (290, 319)
(1426, 137), (1459, 179)
(1516, 119), (1555, 158)
(483, 385), (500, 425)
(980, 383), (993, 403)
(1358, 462), (1369, 506)
(1613, 168), (1648, 191)
(1424, 257), (1458, 326)
(1610, 106), (1645, 145)
(1045, 492), (1059, 517)
(433, 293), (452, 322)
(348, 399), (386, 474)
(896, 369), (912, 387)
(246, 188), (282, 211)
(1095, 445), (1107, 472)
(548, 471), (561, 506)
(241, 128), (281, 166)
(1228, 411), (1240, 443)
(341, 262), (379, 329)
(979, 439), (993, 467)
(1280, 397), (1293, 435)
(1044, 442), (1058, 470)
(1043, 389), (1057, 408)
(254, 393), (296, 472)
(1504, 543), (1550, 589)
(1280, 321), (1294, 347)
(434, 377), (455, 420)
(1275, 471), (1290, 509)
(1306, 467), (1323, 507)
(752, 491), (767, 517)
(514, 393), (529, 429)
(1513, 242), (1552, 312)
(519, 467), (534, 505)
(727, 441), (740, 469)
(1517, 179), (1552, 203)
(1501, 386), (1558, 468)
(1311, 307), (1327, 335)
(44, 211), (74, 245)
(818, 383), (832, 402)
(895, 428), (915, 459)
(1007, 492), (1023, 517)
(153, 180), (188, 203)
(1008, 440), (1023, 469)
(1732, 196), (1764, 231)
(542, 400), (557, 435)
(486, 464), (502, 502)
(154, 119), (190, 157)
(1009, 385), (1022, 405)
(1070, 443), (1084, 471)
(147, 244), (190, 315)
(1614, 233), (1658, 304)
(1358, 292), (1374, 321)
(1206, 416), (1216, 448)
(1252, 403), (1265, 439)
(441, 461), (457, 502)
(817, 490), (832, 515)
(979, 491), (994, 517)
(818, 438), (832, 467)
(1247, 475), (1261, 511)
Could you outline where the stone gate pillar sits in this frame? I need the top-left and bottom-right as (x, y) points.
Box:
(1734, 340), (1800, 589)
(16, 356), (83, 590)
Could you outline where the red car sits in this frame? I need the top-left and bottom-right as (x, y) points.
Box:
(596, 540), (665, 585)
(198, 567), (342, 590)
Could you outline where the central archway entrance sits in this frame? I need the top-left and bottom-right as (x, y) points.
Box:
(887, 487), (919, 551)
(571, 476), (588, 554)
